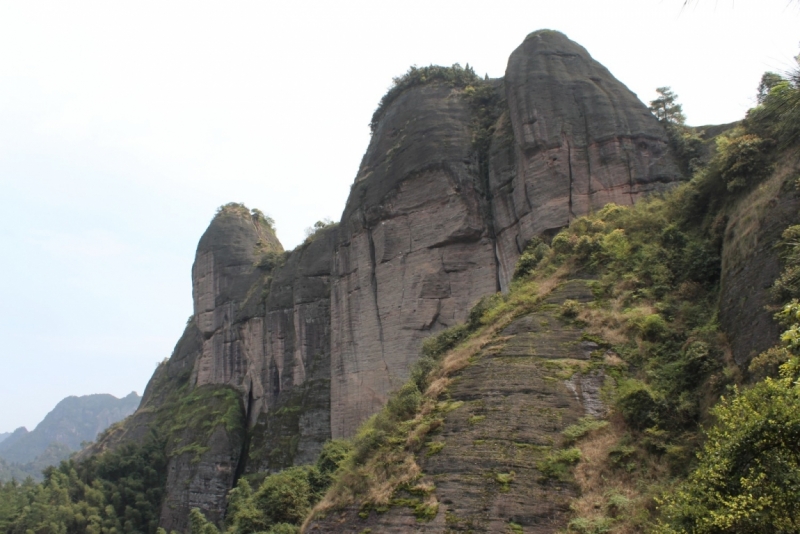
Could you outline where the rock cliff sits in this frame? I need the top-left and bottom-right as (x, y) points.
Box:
(491, 30), (679, 289)
(719, 153), (800, 364)
(98, 30), (681, 528)
(330, 81), (499, 438)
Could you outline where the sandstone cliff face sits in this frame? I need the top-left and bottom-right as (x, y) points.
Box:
(329, 30), (679, 436)
(330, 82), (499, 438)
(86, 207), (339, 531)
(104, 30), (683, 528)
(191, 206), (281, 392)
(247, 226), (338, 472)
(491, 30), (679, 289)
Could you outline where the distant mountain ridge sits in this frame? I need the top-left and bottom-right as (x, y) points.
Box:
(0, 392), (140, 480)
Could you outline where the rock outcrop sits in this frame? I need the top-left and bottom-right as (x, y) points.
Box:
(491, 30), (679, 289)
(330, 82), (499, 438)
(101, 30), (681, 528)
(306, 281), (606, 533)
(247, 225), (338, 472)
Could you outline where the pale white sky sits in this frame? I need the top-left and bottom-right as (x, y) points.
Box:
(0, 0), (797, 433)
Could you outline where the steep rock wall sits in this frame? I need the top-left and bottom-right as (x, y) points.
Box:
(98, 30), (686, 528)
(330, 83), (499, 438)
(492, 30), (680, 289)
(306, 281), (606, 533)
(88, 207), (338, 530)
(247, 226), (338, 472)
(191, 206), (280, 392)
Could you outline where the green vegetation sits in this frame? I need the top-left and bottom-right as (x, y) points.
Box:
(656, 304), (800, 533)
(537, 448), (582, 481)
(0, 393), (140, 481)
(748, 58), (800, 147)
(495, 471), (515, 492)
(216, 203), (276, 233)
(0, 433), (168, 533)
(649, 87), (704, 174)
(563, 58), (800, 533)
(649, 87), (686, 125)
(303, 218), (336, 244)
(562, 417), (609, 445)
(0, 363), (244, 534)
(186, 440), (351, 533)
(3, 45), (799, 534)
(370, 63), (482, 132)
(308, 58), (800, 531)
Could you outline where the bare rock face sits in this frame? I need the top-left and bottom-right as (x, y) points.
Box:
(329, 83), (499, 438)
(191, 205), (281, 390)
(328, 30), (680, 436)
(491, 30), (680, 289)
(247, 226), (338, 472)
(719, 161), (800, 364)
(89, 207), (338, 530)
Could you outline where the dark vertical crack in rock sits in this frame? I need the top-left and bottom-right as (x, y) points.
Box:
(469, 83), (507, 293)
(582, 103), (594, 197)
(567, 140), (576, 221)
(625, 153), (635, 204)
(232, 388), (252, 492)
(364, 218), (389, 378)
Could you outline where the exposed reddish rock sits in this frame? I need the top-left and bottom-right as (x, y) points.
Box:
(102, 30), (684, 529)
(492, 30), (680, 289)
(330, 83), (499, 438)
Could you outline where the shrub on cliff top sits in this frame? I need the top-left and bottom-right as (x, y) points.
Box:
(370, 63), (482, 132)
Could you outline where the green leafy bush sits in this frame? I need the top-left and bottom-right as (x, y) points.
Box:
(0, 433), (168, 534)
(616, 380), (660, 430)
(562, 417), (609, 445)
(560, 299), (582, 319)
(713, 132), (775, 192)
(537, 448), (582, 481)
(657, 358), (800, 532)
(514, 238), (551, 278)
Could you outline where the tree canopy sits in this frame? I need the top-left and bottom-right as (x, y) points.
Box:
(649, 86), (686, 125)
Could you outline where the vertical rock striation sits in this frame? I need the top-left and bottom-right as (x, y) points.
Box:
(492, 30), (679, 289)
(247, 226), (338, 472)
(329, 83), (499, 438)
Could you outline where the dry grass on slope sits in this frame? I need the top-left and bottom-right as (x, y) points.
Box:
(304, 266), (569, 528)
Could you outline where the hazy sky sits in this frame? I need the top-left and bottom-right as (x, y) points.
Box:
(0, 0), (797, 433)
